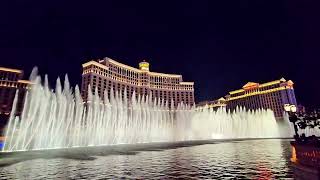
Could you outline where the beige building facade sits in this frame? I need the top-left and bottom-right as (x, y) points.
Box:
(81, 57), (194, 108)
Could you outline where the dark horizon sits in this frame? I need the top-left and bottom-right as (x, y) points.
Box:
(1, 1), (319, 108)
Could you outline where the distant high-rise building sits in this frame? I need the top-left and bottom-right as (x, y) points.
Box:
(81, 57), (195, 108)
(196, 97), (226, 111)
(225, 78), (297, 118)
(0, 67), (31, 116)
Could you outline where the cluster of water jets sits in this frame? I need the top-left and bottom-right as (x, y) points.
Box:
(192, 106), (281, 140)
(2, 69), (289, 152)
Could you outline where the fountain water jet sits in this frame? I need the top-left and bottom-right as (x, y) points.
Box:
(2, 69), (289, 152)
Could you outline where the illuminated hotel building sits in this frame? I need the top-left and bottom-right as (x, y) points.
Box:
(0, 67), (31, 116)
(225, 78), (297, 118)
(196, 97), (226, 111)
(81, 57), (194, 108)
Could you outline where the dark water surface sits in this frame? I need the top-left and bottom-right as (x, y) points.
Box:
(0, 139), (293, 179)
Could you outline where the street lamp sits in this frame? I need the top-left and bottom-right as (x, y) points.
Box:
(284, 104), (291, 112)
(284, 104), (299, 138)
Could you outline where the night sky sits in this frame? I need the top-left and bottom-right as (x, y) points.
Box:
(0, 1), (319, 108)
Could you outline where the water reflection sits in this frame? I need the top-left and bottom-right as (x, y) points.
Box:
(0, 140), (293, 179)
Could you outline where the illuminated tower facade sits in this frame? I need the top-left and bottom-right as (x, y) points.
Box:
(0, 67), (31, 116)
(225, 78), (297, 118)
(81, 57), (195, 108)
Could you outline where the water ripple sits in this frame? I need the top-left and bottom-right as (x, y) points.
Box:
(0, 140), (293, 179)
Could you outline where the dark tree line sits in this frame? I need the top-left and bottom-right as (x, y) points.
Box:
(290, 112), (320, 146)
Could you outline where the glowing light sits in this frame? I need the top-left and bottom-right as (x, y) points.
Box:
(228, 86), (290, 101)
(197, 98), (227, 109)
(284, 104), (297, 112)
(291, 146), (297, 163)
(259, 80), (281, 87)
(287, 80), (294, 85)
(229, 78), (294, 95)
(0, 67), (22, 73)
(139, 61), (150, 71)
(82, 61), (109, 70)
(180, 82), (194, 85)
(229, 89), (244, 94)
(242, 82), (259, 90)
(17, 80), (32, 84)
(0, 136), (4, 150)
(291, 105), (297, 112)
(284, 104), (291, 112)
(0, 80), (32, 88)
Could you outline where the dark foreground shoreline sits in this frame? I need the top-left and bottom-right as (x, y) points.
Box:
(0, 137), (292, 167)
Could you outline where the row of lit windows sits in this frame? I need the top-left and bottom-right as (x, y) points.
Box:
(83, 65), (140, 86)
(84, 83), (193, 102)
(83, 63), (194, 87)
(108, 63), (140, 79)
(83, 76), (193, 95)
(0, 81), (29, 89)
(230, 84), (285, 98)
(108, 62), (183, 85)
(82, 85), (194, 106)
(81, 80), (194, 106)
(82, 73), (193, 91)
(227, 90), (292, 117)
(259, 84), (281, 91)
(149, 76), (180, 84)
(84, 64), (183, 84)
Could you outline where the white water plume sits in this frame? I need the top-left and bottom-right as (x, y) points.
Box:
(2, 69), (287, 152)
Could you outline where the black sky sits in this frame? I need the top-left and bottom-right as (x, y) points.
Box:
(0, 1), (319, 108)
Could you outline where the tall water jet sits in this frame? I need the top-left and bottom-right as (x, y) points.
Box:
(2, 69), (288, 152)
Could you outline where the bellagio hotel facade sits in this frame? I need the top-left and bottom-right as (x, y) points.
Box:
(81, 57), (194, 108)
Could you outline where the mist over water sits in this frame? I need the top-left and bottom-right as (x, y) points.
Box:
(2, 69), (291, 152)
